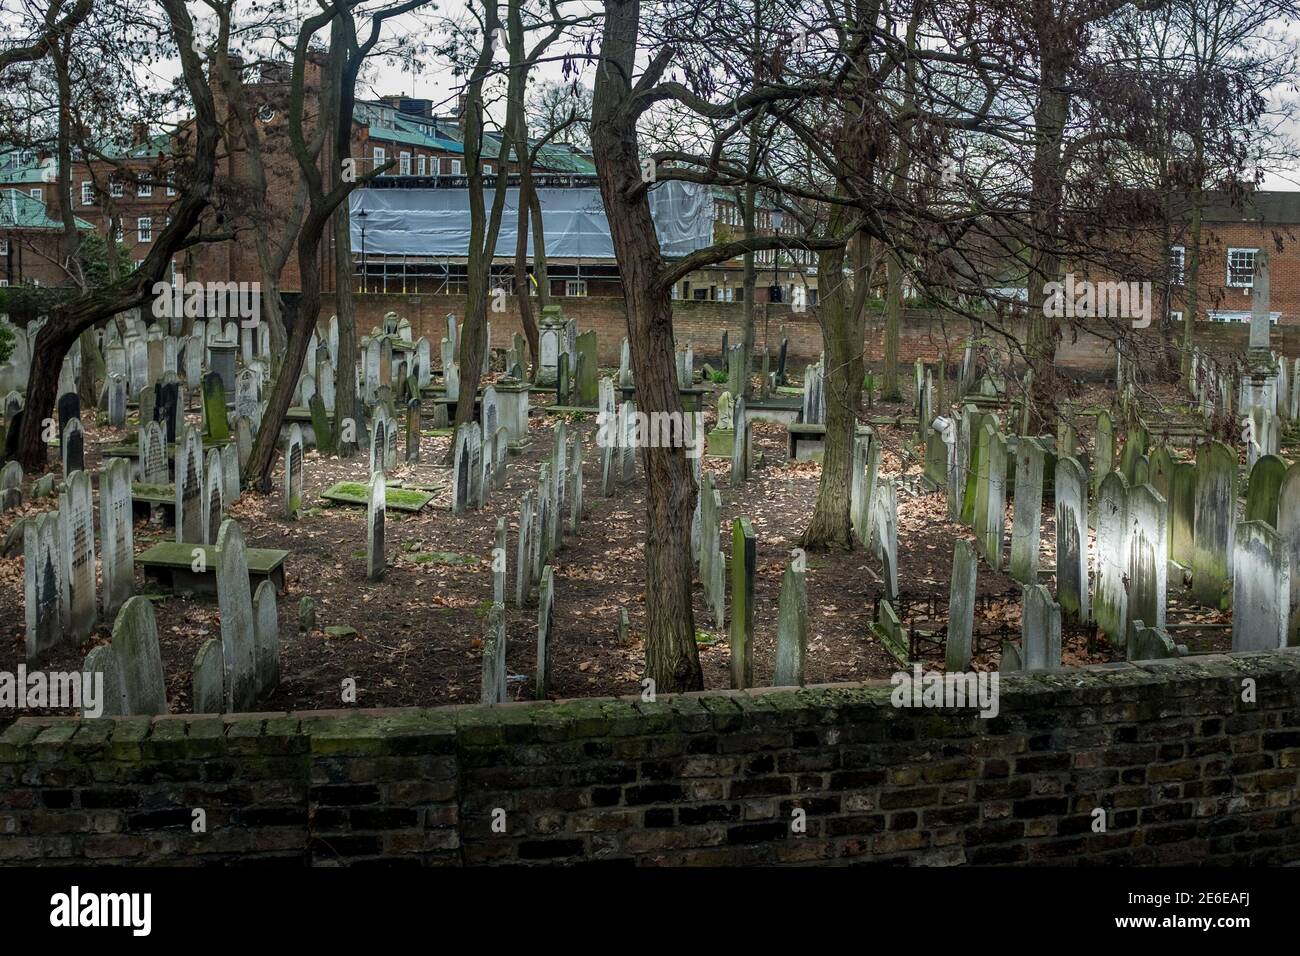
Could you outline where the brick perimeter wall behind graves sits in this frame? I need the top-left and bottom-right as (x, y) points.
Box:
(330, 295), (1300, 375)
(4, 650), (1300, 866)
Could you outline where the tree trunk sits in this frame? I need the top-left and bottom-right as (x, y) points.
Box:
(804, 227), (865, 549)
(882, 252), (903, 400)
(1181, 178), (1203, 383)
(525, 187), (547, 376)
(332, 201), (359, 457)
(1025, 60), (1069, 434)
(593, 0), (702, 692)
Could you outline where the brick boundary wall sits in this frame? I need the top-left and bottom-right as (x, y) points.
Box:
(331, 294), (1300, 374)
(3, 649), (1299, 866)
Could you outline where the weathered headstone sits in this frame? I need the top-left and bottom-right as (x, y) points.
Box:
(481, 602), (508, 705)
(192, 638), (224, 713)
(0, 460), (21, 513)
(100, 457), (135, 616)
(367, 472), (386, 582)
(1009, 437), (1044, 584)
(23, 512), (64, 661)
(1054, 455), (1089, 624)
(946, 539), (977, 671)
(253, 579), (280, 699)
(1094, 471), (1129, 644)
(536, 565), (555, 698)
(202, 372), (230, 441)
(1126, 484), (1168, 651)
(515, 491), (534, 605)
(1244, 453), (1287, 527)
(62, 417), (85, 476)
(1021, 584), (1062, 670)
(107, 372), (127, 427)
(1192, 440), (1237, 609)
(60, 470), (97, 641)
(204, 448), (224, 545)
(112, 596), (168, 715)
(215, 519), (257, 712)
(175, 426), (204, 544)
(82, 644), (125, 717)
(1279, 463), (1300, 647)
(284, 424), (304, 519)
(1232, 520), (1289, 651)
(772, 557), (808, 686)
(729, 517), (756, 689)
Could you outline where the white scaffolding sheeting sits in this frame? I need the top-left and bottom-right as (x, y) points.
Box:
(348, 181), (713, 260)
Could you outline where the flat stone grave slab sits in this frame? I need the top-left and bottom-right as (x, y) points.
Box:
(136, 541), (289, 595)
(746, 397), (802, 427)
(616, 384), (706, 414)
(102, 437), (229, 461)
(322, 480), (438, 513)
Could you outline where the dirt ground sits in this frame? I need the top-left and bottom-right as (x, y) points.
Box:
(0, 374), (1234, 722)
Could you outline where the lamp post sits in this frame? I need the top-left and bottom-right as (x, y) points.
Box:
(356, 207), (368, 294)
(770, 208), (784, 305)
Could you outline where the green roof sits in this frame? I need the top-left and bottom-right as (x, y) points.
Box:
(0, 189), (94, 230)
(0, 150), (50, 186)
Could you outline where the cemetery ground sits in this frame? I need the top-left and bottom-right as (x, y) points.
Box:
(0, 375), (1239, 722)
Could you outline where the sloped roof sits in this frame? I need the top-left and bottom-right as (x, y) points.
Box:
(0, 189), (94, 230)
(0, 150), (52, 186)
(1183, 190), (1300, 225)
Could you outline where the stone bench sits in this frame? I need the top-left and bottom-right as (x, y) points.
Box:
(136, 541), (289, 595)
(787, 422), (827, 461)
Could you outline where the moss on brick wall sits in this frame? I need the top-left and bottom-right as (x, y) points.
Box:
(3, 650), (1300, 866)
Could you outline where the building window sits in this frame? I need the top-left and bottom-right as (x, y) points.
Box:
(110, 179), (123, 198)
(138, 181), (152, 197)
(484, 164), (493, 175)
(451, 159), (462, 175)
(29, 187), (41, 202)
(1169, 245), (1185, 285)
(565, 279), (587, 297)
(1170, 310), (1183, 323)
(0, 279), (7, 287)
(0, 240), (8, 255)
(115, 224), (124, 242)
(138, 217), (152, 243)
(399, 151), (411, 175)
(374, 146), (386, 173)
(166, 179), (176, 196)
(417, 155), (427, 175)
(81, 181), (94, 205)
(1227, 248), (1257, 288)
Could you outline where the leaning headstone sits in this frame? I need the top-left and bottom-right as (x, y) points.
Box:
(112, 596), (168, 716)
(730, 395), (749, 487)
(204, 448), (224, 545)
(1232, 520), (1289, 652)
(1244, 453), (1287, 527)
(1021, 584), (1062, 670)
(1054, 455), (1089, 624)
(1169, 460), (1197, 571)
(100, 457), (135, 616)
(1126, 484), (1168, 650)
(729, 517), (756, 689)
(568, 436), (584, 533)
(215, 519), (257, 712)
(1192, 440), (1237, 609)
(253, 580), (280, 700)
(536, 565), (555, 699)
(515, 491), (534, 606)
(452, 424), (473, 514)
(1009, 437), (1044, 584)
(405, 398), (421, 463)
(480, 602), (508, 705)
(23, 512), (64, 661)
(366, 472), (387, 581)
(946, 539), (978, 671)
(1094, 471), (1129, 644)
(175, 426), (204, 544)
(60, 470), (97, 641)
(772, 557), (808, 686)
(192, 638), (224, 713)
(981, 429), (1007, 569)
(235, 415), (254, 472)
(82, 644), (125, 717)
(284, 424), (304, 519)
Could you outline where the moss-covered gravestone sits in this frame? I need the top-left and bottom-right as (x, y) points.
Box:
(113, 596), (167, 716)
(729, 517), (756, 689)
(1192, 440), (1237, 609)
(772, 557), (807, 686)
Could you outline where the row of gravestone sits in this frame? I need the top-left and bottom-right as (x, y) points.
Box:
(79, 518), (280, 716)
